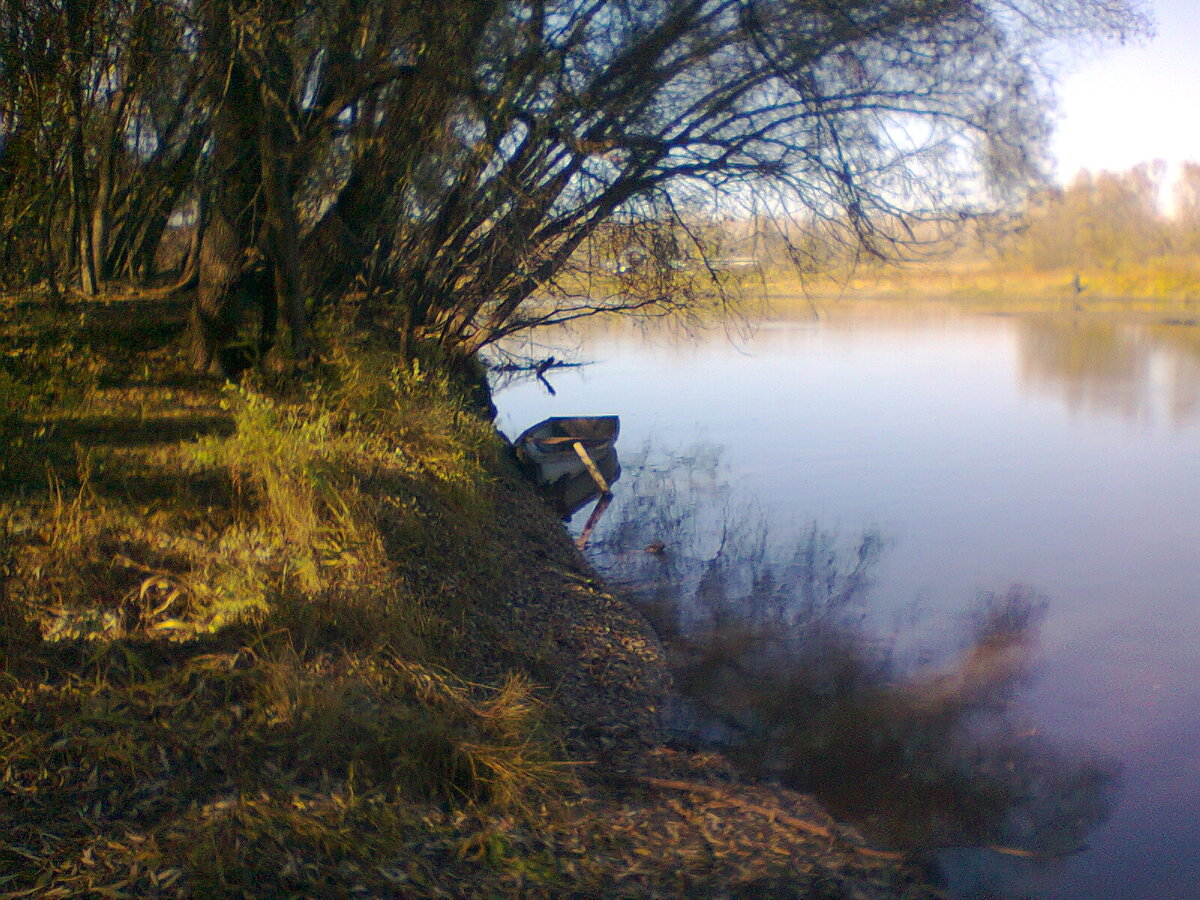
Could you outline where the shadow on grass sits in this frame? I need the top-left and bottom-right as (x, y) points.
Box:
(0, 416), (235, 499)
(8, 414), (233, 447)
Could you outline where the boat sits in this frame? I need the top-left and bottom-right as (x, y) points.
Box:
(515, 416), (621, 518)
(514, 416), (620, 487)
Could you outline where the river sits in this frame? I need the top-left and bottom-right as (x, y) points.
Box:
(492, 304), (1200, 899)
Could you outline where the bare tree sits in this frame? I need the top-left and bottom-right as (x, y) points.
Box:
(0, 0), (1149, 371)
(0, 0), (203, 292)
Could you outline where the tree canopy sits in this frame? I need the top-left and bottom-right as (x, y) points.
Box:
(0, 0), (1147, 371)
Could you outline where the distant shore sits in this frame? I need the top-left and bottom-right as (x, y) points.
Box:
(762, 262), (1200, 317)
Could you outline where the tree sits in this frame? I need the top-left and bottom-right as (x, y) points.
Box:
(0, 1), (203, 293)
(1004, 161), (1172, 271)
(1174, 162), (1200, 254)
(0, 0), (1148, 371)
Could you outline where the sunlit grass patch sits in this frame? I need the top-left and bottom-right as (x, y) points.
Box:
(762, 258), (1200, 311)
(0, 300), (509, 652)
(4, 465), (273, 643)
(1, 313), (513, 655)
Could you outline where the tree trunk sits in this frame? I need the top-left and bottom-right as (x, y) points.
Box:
(189, 0), (262, 372)
(90, 90), (125, 282)
(191, 208), (245, 373)
(260, 111), (305, 362)
(64, 0), (97, 296)
(173, 195), (205, 291)
(71, 146), (98, 296)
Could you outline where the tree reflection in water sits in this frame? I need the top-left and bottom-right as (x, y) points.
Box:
(588, 446), (1119, 869)
(1017, 316), (1200, 422)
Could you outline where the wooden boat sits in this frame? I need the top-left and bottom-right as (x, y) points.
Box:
(514, 416), (621, 518)
(514, 416), (620, 487)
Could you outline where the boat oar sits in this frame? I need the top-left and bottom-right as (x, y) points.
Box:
(572, 441), (611, 495)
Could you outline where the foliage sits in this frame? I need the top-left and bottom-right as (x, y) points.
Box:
(1004, 163), (1174, 272)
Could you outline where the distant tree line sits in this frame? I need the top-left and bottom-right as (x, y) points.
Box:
(0, 0), (1144, 373)
(1000, 162), (1200, 272)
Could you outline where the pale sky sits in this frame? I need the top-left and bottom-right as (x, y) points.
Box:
(1051, 0), (1200, 182)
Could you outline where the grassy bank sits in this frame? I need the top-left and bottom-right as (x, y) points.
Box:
(0, 292), (934, 898)
(762, 259), (1200, 316)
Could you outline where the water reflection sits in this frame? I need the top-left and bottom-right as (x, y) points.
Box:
(496, 309), (1200, 426)
(493, 307), (1200, 897)
(590, 448), (1119, 876)
(1016, 317), (1200, 423)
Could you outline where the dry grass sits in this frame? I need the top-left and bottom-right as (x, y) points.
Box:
(0, 294), (569, 897)
(760, 257), (1200, 314)
(0, 292), (941, 899)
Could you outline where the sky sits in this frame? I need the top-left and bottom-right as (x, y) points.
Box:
(1051, 0), (1200, 183)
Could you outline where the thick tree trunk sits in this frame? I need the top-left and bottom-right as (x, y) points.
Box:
(64, 0), (97, 296)
(189, 0), (264, 372)
(90, 200), (110, 284)
(71, 151), (98, 296)
(90, 92), (125, 282)
(190, 209), (244, 373)
(259, 92), (305, 362)
(63, 186), (78, 276)
(172, 196), (205, 291)
(300, 165), (379, 306)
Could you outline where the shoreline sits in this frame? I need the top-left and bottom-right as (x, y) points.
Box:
(0, 291), (939, 898)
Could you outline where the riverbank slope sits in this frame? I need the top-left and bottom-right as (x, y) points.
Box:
(0, 292), (936, 898)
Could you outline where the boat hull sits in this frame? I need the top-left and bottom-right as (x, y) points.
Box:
(514, 416), (622, 517)
(514, 416), (620, 487)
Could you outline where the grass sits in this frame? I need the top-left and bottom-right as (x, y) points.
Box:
(760, 256), (1200, 315)
(0, 294), (569, 896)
(0, 290), (958, 899)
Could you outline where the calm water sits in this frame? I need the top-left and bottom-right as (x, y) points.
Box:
(493, 308), (1200, 899)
